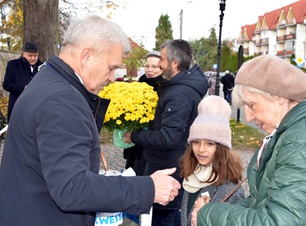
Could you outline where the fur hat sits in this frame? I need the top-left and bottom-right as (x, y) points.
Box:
(235, 55), (306, 102)
(188, 95), (232, 149)
(146, 50), (160, 59)
(22, 42), (39, 53)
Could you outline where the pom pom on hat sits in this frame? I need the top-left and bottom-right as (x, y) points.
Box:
(188, 95), (232, 149)
(235, 55), (306, 102)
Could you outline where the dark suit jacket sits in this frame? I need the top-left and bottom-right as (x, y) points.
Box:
(2, 56), (43, 121)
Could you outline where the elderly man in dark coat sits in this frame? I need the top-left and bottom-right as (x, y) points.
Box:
(3, 42), (43, 121)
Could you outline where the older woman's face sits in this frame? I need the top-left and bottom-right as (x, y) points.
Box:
(242, 90), (286, 134)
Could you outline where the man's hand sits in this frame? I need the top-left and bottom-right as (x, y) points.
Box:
(150, 168), (181, 205)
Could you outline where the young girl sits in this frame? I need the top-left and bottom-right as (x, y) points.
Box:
(180, 95), (245, 226)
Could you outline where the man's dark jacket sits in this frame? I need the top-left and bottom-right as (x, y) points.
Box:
(131, 64), (208, 209)
(0, 55), (154, 226)
(3, 56), (43, 121)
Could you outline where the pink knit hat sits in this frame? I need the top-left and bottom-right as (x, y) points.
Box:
(235, 55), (306, 102)
(188, 95), (232, 149)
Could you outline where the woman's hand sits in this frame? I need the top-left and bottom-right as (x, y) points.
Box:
(194, 195), (211, 209)
(191, 196), (211, 226)
(122, 132), (132, 143)
(191, 207), (201, 226)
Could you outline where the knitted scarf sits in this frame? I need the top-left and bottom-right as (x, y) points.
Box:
(182, 163), (214, 193)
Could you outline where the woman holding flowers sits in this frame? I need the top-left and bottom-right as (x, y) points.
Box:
(124, 39), (208, 226)
(123, 50), (164, 176)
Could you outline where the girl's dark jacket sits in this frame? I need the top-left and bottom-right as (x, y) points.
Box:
(0, 55), (154, 226)
(131, 64), (208, 209)
(181, 182), (245, 226)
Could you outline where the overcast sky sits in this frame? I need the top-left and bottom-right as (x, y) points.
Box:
(73, 0), (298, 50)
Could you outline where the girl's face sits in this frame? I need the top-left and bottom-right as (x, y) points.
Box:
(191, 139), (217, 166)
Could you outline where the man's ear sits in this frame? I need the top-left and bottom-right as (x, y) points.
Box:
(171, 60), (179, 74)
(80, 47), (93, 67)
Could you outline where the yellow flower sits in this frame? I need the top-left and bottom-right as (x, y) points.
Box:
(98, 81), (159, 131)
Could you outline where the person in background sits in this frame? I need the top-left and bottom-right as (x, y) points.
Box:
(179, 95), (245, 226)
(220, 70), (235, 105)
(192, 55), (306, 226)
(2, 42), (43, 122)
(207, 72), (217, 95)
(123, 50), (164, 176)
(0, 16), (181, 226)
(124, 39), (208, 226)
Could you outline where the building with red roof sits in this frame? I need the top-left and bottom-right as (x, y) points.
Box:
(237, 0), (306, 67)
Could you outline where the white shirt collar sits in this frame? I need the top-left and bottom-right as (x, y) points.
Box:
(74, 72), (84, 84)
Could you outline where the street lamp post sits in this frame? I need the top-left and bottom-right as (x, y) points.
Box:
(179, 9), (183, 39)
(215, 0), (226, 96)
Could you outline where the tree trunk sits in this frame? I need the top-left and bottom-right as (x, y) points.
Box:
(23, 0), (59, 62)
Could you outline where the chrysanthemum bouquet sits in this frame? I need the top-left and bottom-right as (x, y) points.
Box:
(98, 81), (158, 148)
